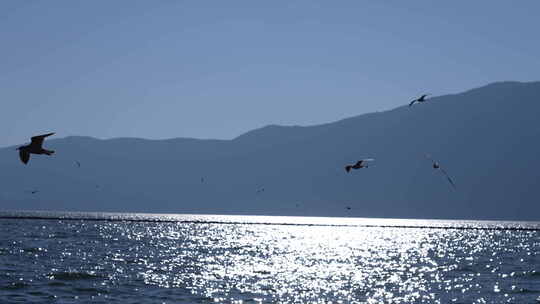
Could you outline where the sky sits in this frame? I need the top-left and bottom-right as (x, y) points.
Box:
(1, 1), (540, 147)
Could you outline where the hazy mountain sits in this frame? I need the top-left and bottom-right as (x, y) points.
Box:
(1, 81), (539, 220)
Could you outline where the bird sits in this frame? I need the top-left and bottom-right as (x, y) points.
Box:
(409, 94), (430, 107)
(345, 159), (374, 172)
(346, 206), (352, 210)
(25, 190), (39, 194)
(75, 161), (81, 168)
(16, 133), (55, 164)
(425, 154), (456, 190)
(256, 188), (265, 194)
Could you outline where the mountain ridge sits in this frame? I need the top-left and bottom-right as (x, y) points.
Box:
(13, 80), (535, 147)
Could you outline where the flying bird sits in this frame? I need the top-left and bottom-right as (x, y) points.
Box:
(345, 159), (374, 172)
(426, 154), (456, 190)
(75, 161), (81, 168)
(409, 94), (430, 107)
(16, 133), (55, 165)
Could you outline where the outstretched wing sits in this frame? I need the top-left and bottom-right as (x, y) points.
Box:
(409, 99), (417, 107)
(31, 132), (55, 147)
(30, 132), (55, 147)
(440, 168), (456, 190)
(19, 150), (30, 164)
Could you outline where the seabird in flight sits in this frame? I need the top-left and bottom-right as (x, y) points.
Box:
(345, 159), (374, 173)
(409, 94), (430, 107)
(426, 154), (456, 190)
(75, 161), (81, 168)
(16, 133), (55, 165)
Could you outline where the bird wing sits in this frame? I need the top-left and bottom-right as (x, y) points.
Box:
(19, 150), (30, 164)
(440, 168), (456, 190)
(30, 133), (55, 147)
(409, 99), (417, 107)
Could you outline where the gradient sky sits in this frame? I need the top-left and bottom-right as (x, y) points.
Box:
(1, 1), (540, 147)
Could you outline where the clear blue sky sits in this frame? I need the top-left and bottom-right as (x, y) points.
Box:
(1, 1), (540, 147)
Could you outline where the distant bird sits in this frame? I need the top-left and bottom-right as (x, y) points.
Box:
(409, 94), (430, 107)
(426, 154), (456, 190)
(26, 190), (39, 194)
(345, 159), (374, 172)
(75, 161), (81, 168)
(256, 188), (265, 194)
(17, 133), (55, 165)
(346, 206), (352, 210)
(201, 177), (204, 183)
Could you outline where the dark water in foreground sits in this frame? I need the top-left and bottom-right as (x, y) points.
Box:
(1, 211), (540, 303)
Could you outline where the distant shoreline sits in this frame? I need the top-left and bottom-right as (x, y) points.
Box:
(1, 210), (539, 231)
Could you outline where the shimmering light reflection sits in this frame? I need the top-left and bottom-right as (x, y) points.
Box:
(0, 216), (540, 303)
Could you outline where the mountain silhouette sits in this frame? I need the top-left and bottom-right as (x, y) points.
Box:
(1, 81), (539, 220)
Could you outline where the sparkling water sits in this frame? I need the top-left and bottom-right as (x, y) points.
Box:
(1, 211), (540, 303)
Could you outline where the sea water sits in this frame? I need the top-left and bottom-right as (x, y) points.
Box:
(1, 211), (540, 303)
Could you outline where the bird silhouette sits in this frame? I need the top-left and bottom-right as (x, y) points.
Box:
(409, 94), (430, 107)
(425, 154), (456, 190)
(75, 161), (81, 168)
(345, 159), (374, 172)
(17, 133), (55, 164)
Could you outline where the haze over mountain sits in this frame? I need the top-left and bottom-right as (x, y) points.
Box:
(1, 81), (539, 220)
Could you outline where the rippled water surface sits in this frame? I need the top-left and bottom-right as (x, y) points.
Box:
(1, 211), (540, 303)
